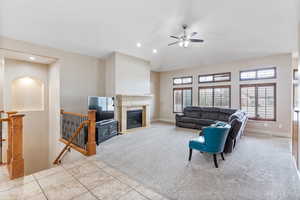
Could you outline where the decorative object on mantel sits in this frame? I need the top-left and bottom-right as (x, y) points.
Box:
(114, 94), (153, 133)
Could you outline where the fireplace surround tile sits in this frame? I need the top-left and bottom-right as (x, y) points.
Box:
(114, 95), (152, 133)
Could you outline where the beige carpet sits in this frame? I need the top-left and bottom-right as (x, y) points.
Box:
(94, 122), (300, 200)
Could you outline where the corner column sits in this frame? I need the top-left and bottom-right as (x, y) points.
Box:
(87, 110), (96, 156)
(120, 106), (128, 133)
(9, 114), (25, 179)
(6, 111), (18, 168)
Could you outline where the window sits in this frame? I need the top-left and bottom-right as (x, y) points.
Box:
(199, 73), (231, 83)
(240, 67), (276, 81)
(240, 83), (276, 121)
(173, 88), (192, 113)
(198, 86), (231, 108)
(173, 76), (193, 85)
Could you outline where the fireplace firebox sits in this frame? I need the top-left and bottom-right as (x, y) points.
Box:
(127, 109), (143, 129)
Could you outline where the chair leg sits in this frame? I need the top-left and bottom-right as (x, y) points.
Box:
(213, 154), (218, 168)
(189, 149), (193, 161)
(221, 153), (225, 160)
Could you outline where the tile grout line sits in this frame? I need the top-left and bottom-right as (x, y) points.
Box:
(33, 175), (49, 200)
(62, 162), (101, 200)
(62, 158), (168, 200)
(91, 159), (164, 200)
(0, 176), (36, 193)
(86, 159), (135, 199)
(65, 159), (146, 200)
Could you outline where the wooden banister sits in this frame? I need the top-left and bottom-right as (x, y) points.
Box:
(60, 109), (88, 118)
(53, 120), (89, 164)
(0, 118), (10, 122)
(87, 110), (96, 156)
(7, 111), (18, 116)
(0, 111), (25, 179)
(55, 109), (97, 164)
(6, 111), (18, 168)
(8, 114), (25, 179)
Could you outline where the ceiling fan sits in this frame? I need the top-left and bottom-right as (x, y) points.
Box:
(168, 24), (204, 48)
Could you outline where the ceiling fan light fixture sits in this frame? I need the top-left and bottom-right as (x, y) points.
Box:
(136, 42), (141, 48)
(168, 24), (204, 48)
(183, 40), (189, 48)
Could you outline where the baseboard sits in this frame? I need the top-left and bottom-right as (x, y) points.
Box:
(245, 128), (290, 138)
(154, 119), (290, 138)
(150, 119), (160, 123)
(155, 118), (175, 124)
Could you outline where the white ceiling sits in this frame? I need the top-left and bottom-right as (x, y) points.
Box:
(0, 0), (298, 71)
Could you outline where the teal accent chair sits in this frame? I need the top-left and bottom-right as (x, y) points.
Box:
(189, 123), (231, 168)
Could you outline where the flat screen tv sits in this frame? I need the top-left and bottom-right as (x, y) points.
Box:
(88, 96), (114, 121)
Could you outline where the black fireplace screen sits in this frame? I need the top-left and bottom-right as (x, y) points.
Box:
(127, 109), (143, 129)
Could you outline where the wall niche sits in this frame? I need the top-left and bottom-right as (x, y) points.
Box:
(11, 76), (44, 111)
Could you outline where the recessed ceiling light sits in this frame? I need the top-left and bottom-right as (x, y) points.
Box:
(152, 49), (157, 54)
(136, 43), (141, 48)
(29, 56), (35, 60)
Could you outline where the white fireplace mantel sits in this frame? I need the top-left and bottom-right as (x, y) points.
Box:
(114, 94), (152, 133)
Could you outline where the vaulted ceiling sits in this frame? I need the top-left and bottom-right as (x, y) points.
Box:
(0, 0), (298, 71)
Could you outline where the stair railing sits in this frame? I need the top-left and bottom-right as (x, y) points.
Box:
(54, 109), (96, 164)
(0, 111), (25, 179)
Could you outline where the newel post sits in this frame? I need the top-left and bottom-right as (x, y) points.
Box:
(6, 111), (18, 167)
(87, 110), (96, 156)
(9, 114), (25, 179)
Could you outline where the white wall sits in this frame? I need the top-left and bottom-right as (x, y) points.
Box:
(59, 55), (105, 113)
(0, 37), (106, 166)
(48, 61), (61, 167)
(159, 54), (294, 137)
(11, 77), (44, 111)
(114, 52), (150, 95)
(104, 52), (151, 96)
(104, 52), (158, 120)
(4, 59), (49, 174)
(0, 37), (106, 113)
(104, 53), (115, 96)
(150, 71), (160, 121)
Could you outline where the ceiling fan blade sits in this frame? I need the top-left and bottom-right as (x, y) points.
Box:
(169, 35), (179, 39)
(190, 39), (204, 43)
(190, 32), (197, 37)
(168, 41), (179, 46)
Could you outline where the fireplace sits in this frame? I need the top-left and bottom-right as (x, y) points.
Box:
(114, 94), (152, 133)
(127, 109), (143, 129)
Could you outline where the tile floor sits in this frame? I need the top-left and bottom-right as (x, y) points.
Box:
(0, 156), (169, 200)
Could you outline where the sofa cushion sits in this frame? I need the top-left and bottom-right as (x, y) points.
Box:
(180, 117), (215, 125)
(229, 110), (246, 122)
(185, 111), (201, 118)
(201, 112), (219, 120)
(219, 108), (237, 115)
(217, 113), (230, 122)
